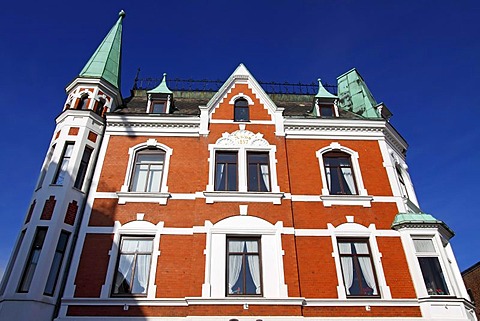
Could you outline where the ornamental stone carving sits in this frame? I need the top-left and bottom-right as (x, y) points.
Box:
(216, 129), (268, 147)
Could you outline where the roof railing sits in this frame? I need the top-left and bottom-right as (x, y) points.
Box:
(134, 77), (337, 95)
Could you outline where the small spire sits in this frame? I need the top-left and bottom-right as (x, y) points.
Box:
(315, 78), (337, 99)
(148, 73), (173, 94)
(79, 11), (126, 89)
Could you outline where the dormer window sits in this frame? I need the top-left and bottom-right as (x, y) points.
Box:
(234, 98), (249, 122)
(320, 104), (335, 117)
(152, 101), (167, 114)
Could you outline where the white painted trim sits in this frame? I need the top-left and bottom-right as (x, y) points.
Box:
(118, 139), (173, 204)
(315, 142), (370, 207)
(203, 216), (288, 299)
(205, 129), (281, 203)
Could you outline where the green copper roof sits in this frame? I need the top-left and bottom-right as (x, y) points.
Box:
(148, 73), (172, 94)
(337, 68), (381, 119)
(79, 10), (125, 89)
(392, 212), (455, 237)
(315, 78), (337, 99)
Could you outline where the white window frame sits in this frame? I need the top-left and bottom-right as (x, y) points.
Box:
(410, 235), (453, 297)
(101, 218), (162, 299)
(329, 221), (391, 299)
(117, 139), (172, 205)
(202, 215), (288, 299)
(316, 142), (371, 207)
(204, 130), (283, 204)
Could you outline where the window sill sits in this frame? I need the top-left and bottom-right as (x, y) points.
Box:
(203, 191), (284, 204)
(116, 191), (170, 205)
(320, 194), (373, 207)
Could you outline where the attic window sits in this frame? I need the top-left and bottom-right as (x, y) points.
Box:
(152, 101), (166, 114)
(234, 98), (249, 122)
(320, 105), (334, 117)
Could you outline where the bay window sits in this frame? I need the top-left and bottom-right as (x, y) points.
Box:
(52, 142), (74, 185)
(413, 238), (449, 296)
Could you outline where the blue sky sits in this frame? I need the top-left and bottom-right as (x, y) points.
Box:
(0, 0), (479, 280)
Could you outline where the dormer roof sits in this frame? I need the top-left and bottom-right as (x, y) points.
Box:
(147, 73), (173, 94)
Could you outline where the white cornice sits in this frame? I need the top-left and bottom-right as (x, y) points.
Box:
(284, 118), (408, 154)
(106, 115), (200, 136)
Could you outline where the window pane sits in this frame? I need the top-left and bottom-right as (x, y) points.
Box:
(215, 152), (237, 191)
(132, 255), (151, 294)
(234, 107), (249, 122)
(44, 231), (70, 296)
(53, 143), (74, 185)
(74, 147), (93, 189)
(413, 239), (436, 253)
(18, 228), (47, 292)
(153, 102), (165, 113)
(113, 254), (134, 294)
(321, 106), (334, 117)
(418, 257), (449, 295)
(247, 153), (270, 192)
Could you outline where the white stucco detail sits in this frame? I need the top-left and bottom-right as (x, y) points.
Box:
(202, 215), (288, 299)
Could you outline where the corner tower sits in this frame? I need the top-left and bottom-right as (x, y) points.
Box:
(0, 11), (125, 321)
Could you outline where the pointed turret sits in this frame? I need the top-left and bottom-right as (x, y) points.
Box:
(79, 10), (125, 89)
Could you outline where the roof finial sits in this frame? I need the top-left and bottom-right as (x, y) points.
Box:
(119, 10), (126, 18)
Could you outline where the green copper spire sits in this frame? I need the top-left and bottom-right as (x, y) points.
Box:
(148, 73), (173, 94)
(315, 78), (337, 99)
(336, 68), (381, 119)
(79, 10), (125, 89)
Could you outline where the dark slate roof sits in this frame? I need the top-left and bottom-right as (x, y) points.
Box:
(115, 90), (363, 119)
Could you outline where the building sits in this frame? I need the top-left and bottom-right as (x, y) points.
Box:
(0, 10), (476, 321)
(463, 262), (480, 319)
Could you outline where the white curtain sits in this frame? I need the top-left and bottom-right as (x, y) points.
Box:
(354, 243), (377, 295)
(246, 241), (261, 294)
(325, 167), (332, 190)
(215, 164), (225, 189)
(340, 167), (356, 194)
(228, 241), (244, 294)
(339, 243), (354, 294)
(133, 255), (151, 294)
(260, 164), (270, 191)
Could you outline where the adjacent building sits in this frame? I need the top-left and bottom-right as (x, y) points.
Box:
(0, 11), (476, 321)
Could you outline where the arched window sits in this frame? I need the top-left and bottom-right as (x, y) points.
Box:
(234, 98), (249, 122)
(323, 151), (357, 195)
(77, 95), (89, 110)
(130, 149), (166, 193)
(95, 99), (106, 116)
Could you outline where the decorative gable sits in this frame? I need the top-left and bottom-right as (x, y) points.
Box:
(199, 64), (285, 136)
